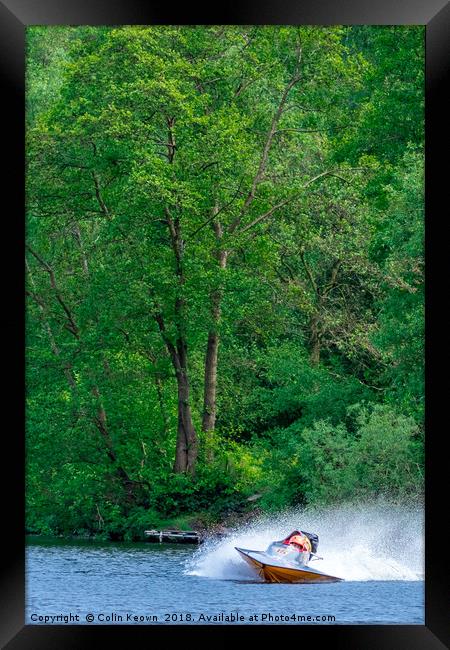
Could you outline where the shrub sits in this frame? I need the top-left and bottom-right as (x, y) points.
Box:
(252, 402), (423, 510)
(352, 403), (423, 497)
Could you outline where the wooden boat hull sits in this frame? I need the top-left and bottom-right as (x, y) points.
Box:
(235, 547), (343, 584)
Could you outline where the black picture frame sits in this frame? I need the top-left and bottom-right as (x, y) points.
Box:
(1, 0), (448, 647)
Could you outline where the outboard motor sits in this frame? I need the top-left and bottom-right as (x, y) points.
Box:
(302, 531), (319, 554)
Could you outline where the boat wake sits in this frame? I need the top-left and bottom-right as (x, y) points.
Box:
(185, 500), (424, 582)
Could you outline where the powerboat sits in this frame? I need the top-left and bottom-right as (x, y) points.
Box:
(235, 529), (343, 583)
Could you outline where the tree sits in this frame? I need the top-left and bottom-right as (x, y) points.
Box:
(28, 26), (364, 473)
(26, 26), (424, 535)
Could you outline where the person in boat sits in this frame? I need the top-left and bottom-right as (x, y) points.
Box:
(285, 533), (312, 553)
(266, 530), (314, 566)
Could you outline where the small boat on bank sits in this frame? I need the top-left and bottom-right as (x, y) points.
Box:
(235, 530), (343, 584)
(144, 529), (202, 544)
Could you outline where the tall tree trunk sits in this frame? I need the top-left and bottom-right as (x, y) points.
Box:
(309, 312), (321, 365)
(202, 330), (220, 433)
(175, 328), (198, 473)
(173, 365), (198, 473)
(155, 204), (199, 474)
(202, 216), (228, 461)
(153, 308), (198, 474)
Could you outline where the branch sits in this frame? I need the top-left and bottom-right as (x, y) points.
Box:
(302, 169), (338, 189)
(196, 161), (220, 174)
(152, 308), (181, 374)
(234, 61), (270, 97)
(228, 45), (303, 234)
(188, 180), (244, 240)
(26, 244), (80, 339)
(26, 259), (78, 389)
(279, 258), (296, 282)
(321, 260), (342, 298)
(238, 198), (291, 234)
(299, 250), (318, 295)
(235, 168), (345, 237)
(92, 172), (110, 218)
(164, 207), (184, 281)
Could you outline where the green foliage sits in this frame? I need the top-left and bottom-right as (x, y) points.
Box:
(370, 149), (424, 420)
(254, 404), (423, 510)
(334, 27), (424, 166)
(26, 26), (424, 537)
(352, 404), (423, 495)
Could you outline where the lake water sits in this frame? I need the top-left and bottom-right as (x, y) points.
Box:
(26, 503), (424, 625)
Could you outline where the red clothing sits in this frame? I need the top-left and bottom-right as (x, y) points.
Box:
(284, 534), (307, 550)
(284, 541), (306, 552)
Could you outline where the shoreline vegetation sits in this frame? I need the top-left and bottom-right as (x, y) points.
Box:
(25, 504), (263, 544)
(26, 26), (424, 542)
(26, 493), (424, 544)
(25, 505), (262, 543)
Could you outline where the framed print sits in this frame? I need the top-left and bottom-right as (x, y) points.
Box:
(1, 0), (449, 647)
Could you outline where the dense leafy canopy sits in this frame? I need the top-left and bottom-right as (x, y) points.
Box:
(26, 26), (424, 539)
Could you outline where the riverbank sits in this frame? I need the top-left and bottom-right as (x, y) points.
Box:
(26, 504), (263, 543)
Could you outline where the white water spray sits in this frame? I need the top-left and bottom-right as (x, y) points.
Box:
(185, 500), (424, 582)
